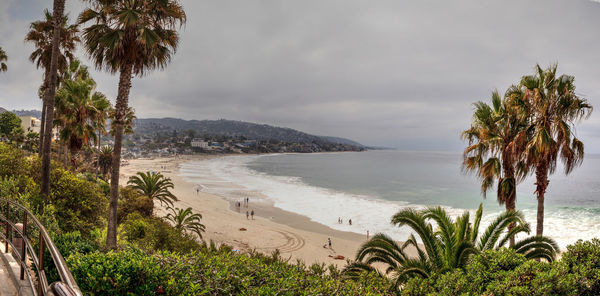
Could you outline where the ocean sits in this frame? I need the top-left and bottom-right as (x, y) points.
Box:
(179, 150), (600, 248)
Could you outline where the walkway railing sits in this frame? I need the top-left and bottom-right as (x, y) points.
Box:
(0, 198), (82, 296)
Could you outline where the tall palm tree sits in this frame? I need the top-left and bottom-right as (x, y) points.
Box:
(40, 0), (67, 210)
(127, 171), (178, 213)
(25, 8), (79, 155)
(0, 47), (7, 72)
(462, 90), (529, 246)
(516, 64), (592, 236)
(165, 206), (205, 239)
(54, 60), (109, 160)
(344, 205), (558, 291)
(78, 0), (186, 249)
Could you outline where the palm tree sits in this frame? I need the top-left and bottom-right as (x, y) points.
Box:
(78, 0), (186, 249)
(54, 60), (109, 160)
(0, 47), (7, 72)
(462, 90), (529, 246)
(127, 171), (179, 213)
(97, 146), (113, 180)
(344, 205), (558, 291)
(24, 8), (79, 155)
(516, 64), (592, 236)
(165, 206), (205, 239)
(40, 0), (68, 210)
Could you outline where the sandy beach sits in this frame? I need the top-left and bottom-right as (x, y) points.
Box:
(119, 155), (374, 267)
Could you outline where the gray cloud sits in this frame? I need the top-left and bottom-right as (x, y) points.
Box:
(1, 0), (600, 151)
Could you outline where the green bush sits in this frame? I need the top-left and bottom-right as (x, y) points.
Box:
(68, 248), (164, 296)
(118, 186), (153, 223)
(45, 231), (100, 284)
(67, 246), (392, 296)
(49, 168), (108, 236)
(559, 239), (600, 295)
(121, 213), (200, 254)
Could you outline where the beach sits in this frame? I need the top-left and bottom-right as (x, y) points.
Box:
(119, 155), (375, 267)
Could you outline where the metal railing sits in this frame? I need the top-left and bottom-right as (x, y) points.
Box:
(0, 198), (82, 296)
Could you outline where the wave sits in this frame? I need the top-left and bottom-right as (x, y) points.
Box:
(179, 154), (600, 249)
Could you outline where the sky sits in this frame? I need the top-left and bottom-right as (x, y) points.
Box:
(1, 0), (600, 152)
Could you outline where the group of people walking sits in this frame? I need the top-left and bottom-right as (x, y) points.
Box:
(236, 197), (254, 220)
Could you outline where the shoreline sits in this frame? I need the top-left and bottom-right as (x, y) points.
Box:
(119, 154), (381, 267)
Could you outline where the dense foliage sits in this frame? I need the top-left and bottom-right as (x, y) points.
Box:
(67, 245), (392, 296)
(402, 240), (600, 296)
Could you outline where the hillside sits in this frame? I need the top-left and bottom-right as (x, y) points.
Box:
(134, 118), (365, 148)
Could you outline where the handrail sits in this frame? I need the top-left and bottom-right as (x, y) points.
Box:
(0, 198), (82, 296)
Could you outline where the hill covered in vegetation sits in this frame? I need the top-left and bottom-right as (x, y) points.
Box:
(134, 118), (365, 147)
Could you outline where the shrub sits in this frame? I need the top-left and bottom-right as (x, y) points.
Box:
(118, 186), (153, 223)
(68, 248), (164, 296)
(121, 213), (200, 254)
(559, 239), (600, 295)
(67, 246), (392, 296)
(49, 168), (108, 236)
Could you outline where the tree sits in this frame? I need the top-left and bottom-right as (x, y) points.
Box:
(164, 206), (205, 239)
(97, 145), (113, 180)
(78, 0), (186, 249)
(23, 132), (40, 152)
(344, 205), (558, 291)
(24, 8), (79, 155)
(462, 90), (529, 246)
(54, 60), (110, 159)
(0, 47), (7, 72)
(516, 64), (592, 236)
(127, 171), (178, 214)
(0, 112), (24, 145)
(40, 0), (68, 211)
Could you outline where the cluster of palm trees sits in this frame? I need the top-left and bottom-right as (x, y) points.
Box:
(29, 0), (186, 249)
(463, 64), (592, 237)
(128, 171), (205, 239)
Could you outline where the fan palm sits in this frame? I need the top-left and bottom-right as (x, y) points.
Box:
(344, 204), (558, 291)
(54, 60), (109, 158)
(97, 145), (113, 180)
(25, 8), (79, 154)
(127, 171), (178, 213)
(515, 64), (592, 235)
(78, 0), (186, 249)
(0, 47), (7, 72)
(462, 90), (529, 246)
(165, 206), (205, 240)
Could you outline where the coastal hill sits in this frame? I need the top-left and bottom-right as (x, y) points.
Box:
(134, 118), (365, 148)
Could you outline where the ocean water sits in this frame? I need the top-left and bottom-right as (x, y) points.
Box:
(179, 150), (600, 248)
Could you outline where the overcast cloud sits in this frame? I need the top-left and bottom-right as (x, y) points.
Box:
(1, 0), (600, 151)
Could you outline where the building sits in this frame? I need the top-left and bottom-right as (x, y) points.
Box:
(19, 116), (41, 133)
(190, 138), (209, 149)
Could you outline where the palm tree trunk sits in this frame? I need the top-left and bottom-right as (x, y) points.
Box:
(535, 163), (549, 236)
(39, 69), (50, 156)
(40, 0), (66, 211)
(106, 62), (133, 249)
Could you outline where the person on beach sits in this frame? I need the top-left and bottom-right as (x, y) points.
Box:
(251, 210), (254, 220)
(196, 188), (199, 195)
(338, 217), (341, 224)
(246, 210), (249, 219)
(367, 230), (369, 240)
(349, 219), (352, 226)
(328, 238), (332, 248)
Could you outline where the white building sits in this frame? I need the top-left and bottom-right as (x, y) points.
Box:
(19, 116), (41, 133)
(190, 138), (209, 149)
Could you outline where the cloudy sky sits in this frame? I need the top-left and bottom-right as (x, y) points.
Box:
(1, 0), (600, 151)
